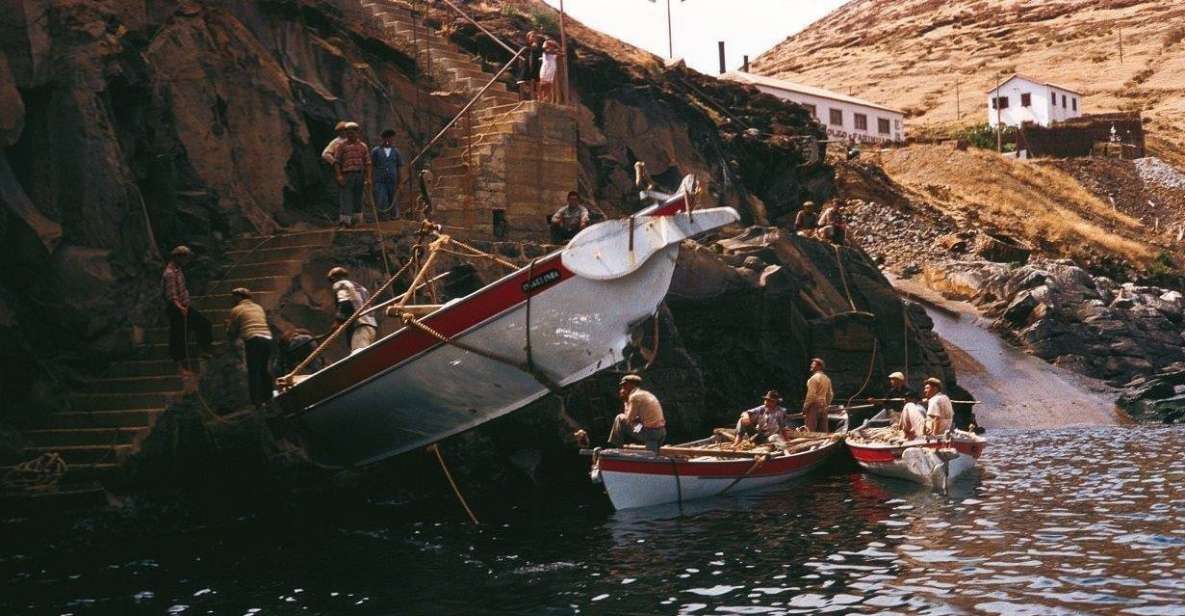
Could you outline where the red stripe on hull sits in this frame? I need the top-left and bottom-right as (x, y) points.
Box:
(597, 444), (837, 478)
(278, 254), (573, 411)
(848, 440), (985, 464)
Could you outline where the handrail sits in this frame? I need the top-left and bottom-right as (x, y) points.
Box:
(437, 0), (519, 57)
(408, 45), (527, 170)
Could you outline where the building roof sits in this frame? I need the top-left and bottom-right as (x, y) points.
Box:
(986, 73), (1084, 96)
(722, 71), (905, 115)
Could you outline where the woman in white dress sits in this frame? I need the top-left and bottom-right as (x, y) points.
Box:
(538, 38), (560, 103)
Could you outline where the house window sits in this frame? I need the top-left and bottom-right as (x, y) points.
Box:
(991, 96), (1009, 109)
(803, 103), (817, 118)
(877, 118), (891, 134)
(1072, 97), (1077, 111)
(1021, 93), (1032, 107)
(854, 113), (868, 130)
(1062, 94), (1067, 108)
(829, 109), (843, 126)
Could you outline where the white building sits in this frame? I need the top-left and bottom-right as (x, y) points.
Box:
(986, 74), (1083, 128)
(723, 71), (905, 144)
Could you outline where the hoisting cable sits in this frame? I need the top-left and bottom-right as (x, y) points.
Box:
(428, 443), (480, 525)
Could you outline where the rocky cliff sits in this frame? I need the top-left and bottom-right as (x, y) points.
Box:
(1, 0), (965, 508)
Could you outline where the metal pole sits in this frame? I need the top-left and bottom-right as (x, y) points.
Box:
(559, 0), (569, 105)
(995, 73), (1002, 153)
(717, 41), (725, 74)
(666, 0), (673, 58)
(956, 79), (960, 121)
(742, 55), (749, 73)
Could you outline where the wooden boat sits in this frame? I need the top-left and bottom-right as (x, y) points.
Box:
(273, 186), (738, 468)
(846, 416), (986, 489)
(590, 413), (848, 511)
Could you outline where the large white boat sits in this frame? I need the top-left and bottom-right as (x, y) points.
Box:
(273, 188), (738, 468)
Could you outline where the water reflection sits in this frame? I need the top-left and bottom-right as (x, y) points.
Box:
(1, 426), (1183, 615)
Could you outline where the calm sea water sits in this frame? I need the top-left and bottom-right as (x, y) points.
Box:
(3, 425), (1184, 615)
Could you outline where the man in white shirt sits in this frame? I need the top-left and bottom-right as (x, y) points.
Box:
(327, 266), (378, 353)
(923, 377), (954, 435)
(897, 390), (927, 440)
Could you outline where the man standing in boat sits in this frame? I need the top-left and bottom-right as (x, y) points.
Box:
(607, 374), (666, 453)
(802, 357), (833, 433)
(328, 266), (378, 354)
(923, 377), (954, 435)
(734, 390), (788, 446)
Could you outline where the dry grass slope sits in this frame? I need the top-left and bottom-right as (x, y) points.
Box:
(879, 145), (1159, 266)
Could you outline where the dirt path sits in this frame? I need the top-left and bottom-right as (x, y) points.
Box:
(890, 275), (1125, 429)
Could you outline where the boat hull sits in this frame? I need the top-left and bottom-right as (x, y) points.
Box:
(847, 436), (985, 487)
(597, 439), (842, 510)
(280, 246), (680, 468)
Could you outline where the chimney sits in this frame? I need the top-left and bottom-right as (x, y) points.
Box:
(718, 41), (726, 74)
(742, 55), (749, 72)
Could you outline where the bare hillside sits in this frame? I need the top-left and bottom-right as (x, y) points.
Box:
(753, 0), (1185, 166)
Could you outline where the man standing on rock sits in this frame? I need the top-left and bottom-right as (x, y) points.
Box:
(371, 128), (403, 219)
(802, 357), (833, 433)
(607, 374), (666, 453)
(923, 377), (954, 435)
(162, 245), (213, 374)
(225, 288), (273, 409)
(328, 266), (378, 354)
(549, 191), (590, 243)
(335, 122), (372, 227)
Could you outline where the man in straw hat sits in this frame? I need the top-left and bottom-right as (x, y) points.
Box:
(161, 245), (212, 374)
(335, 122), (372, 227)
(802, 357), (833, 433)
(321, 120), (349, 165)
(734, 389), (788, 446)
(328, 266), (378, 353)
(607, 374), (666, 453)
(225, 288), (273, 409)
(923, 377), (954, 435)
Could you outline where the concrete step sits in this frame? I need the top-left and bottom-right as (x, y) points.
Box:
(207, 275), (292, 293)
(0, 481), (111, 511)
(24, 427), (148, 448)
(103, 359), (179, 378)
(44, 409), (166, 430)
(192, 290), (281, 311)
(70, 391), (181, 411)
(24, 445), (134, 465)
(224, 244), (323, 264)
(228, 232), (334, 251)
(144, 324), (227, 345)
(139, 339), (226, 361)
(85, 374), (183, 394)
(222, 259), (304, 279)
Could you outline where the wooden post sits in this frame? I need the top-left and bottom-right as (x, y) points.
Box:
(717, 41), (725, 74)
(559, 0), (569, 105)
(995, 73), (1003, 153)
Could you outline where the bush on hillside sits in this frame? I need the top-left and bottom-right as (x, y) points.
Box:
(954, 123), (1018, 151)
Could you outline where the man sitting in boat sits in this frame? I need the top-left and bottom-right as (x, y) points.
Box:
(897, 390), (927, 440)
(549, 191), (591, 243)
(923, 377), (954, 435)
(734, 390), (788, 446)
(607, 374), (667, 453)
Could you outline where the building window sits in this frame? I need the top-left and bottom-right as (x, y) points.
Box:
(1072, 97), (1077, 111)
(1021, 93), (1032, 107)
(991, 96), (1009, 110)
(877, 118), (891, 134)
(894, 119), (901, 129)
(829, 109), (843, 126)
(1062, 94), (1067, 108)
(803, 103), (817, 118)
(854, 113), (868, 130)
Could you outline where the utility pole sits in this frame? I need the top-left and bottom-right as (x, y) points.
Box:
(995, 73), (1003, 153)
(956, 79), (960, 121)
(717, 41), (725, 74)
(559, 0), (569, 104)
(666, 0), (674, 58)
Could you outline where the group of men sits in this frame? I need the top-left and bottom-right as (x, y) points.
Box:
(321, 122), (404, 227)
(794, 200), (847, 245)
(603, 359), (956, 453)
(160, 245), (380, 411)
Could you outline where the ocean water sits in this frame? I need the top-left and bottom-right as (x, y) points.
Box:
(3, 425), (1183, 615)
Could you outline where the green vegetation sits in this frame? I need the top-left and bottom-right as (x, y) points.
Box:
(953, 123), (1018, 152)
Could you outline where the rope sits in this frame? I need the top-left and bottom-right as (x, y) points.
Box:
(439, 238), (521, 270)
(845, 337), (879, 411)
(428, 443), (479, 525)
(1, 452), (66, 492)
(667, 456), (684, 515)
(832, 243), (858, 313)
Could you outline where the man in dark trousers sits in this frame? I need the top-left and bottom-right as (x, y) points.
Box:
(225, 288), (273, 409)
(371, 129), (403, 219)
(334, 122), (371, 227)
(161, 245), (212, 374)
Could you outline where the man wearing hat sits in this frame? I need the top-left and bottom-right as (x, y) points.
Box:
(321, 121), (349, 165)
(161, 245), (213, 373)
(802, 357), (833, 433)
(922, 377), (954, 435)
(794, 201), (819, 236)
(371, 128), (404, 219)
(225, 288), (273, 408)
(734, 390), (788, 446)
(897, 389), (927, 440)
(328, 266), (378, 353)
(335, 122), (372, 227)
(607, 374), (666, 453)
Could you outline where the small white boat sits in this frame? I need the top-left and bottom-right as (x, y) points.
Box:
(591, 417), (847, 511)
(274, 185), (738, 468)
(846, 416), (986, 490)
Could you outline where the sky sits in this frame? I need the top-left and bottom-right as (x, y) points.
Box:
(540, 0), (850, 76)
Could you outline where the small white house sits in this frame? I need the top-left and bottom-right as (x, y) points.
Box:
(724, 72), (906, 144)
(986, 74), (1083, 128)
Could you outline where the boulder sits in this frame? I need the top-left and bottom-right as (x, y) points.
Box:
(973, 232), (1032, 263)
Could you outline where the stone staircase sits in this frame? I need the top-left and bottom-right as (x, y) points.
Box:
(363, 0), (579, 238)
(1, 231), (332, 505)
